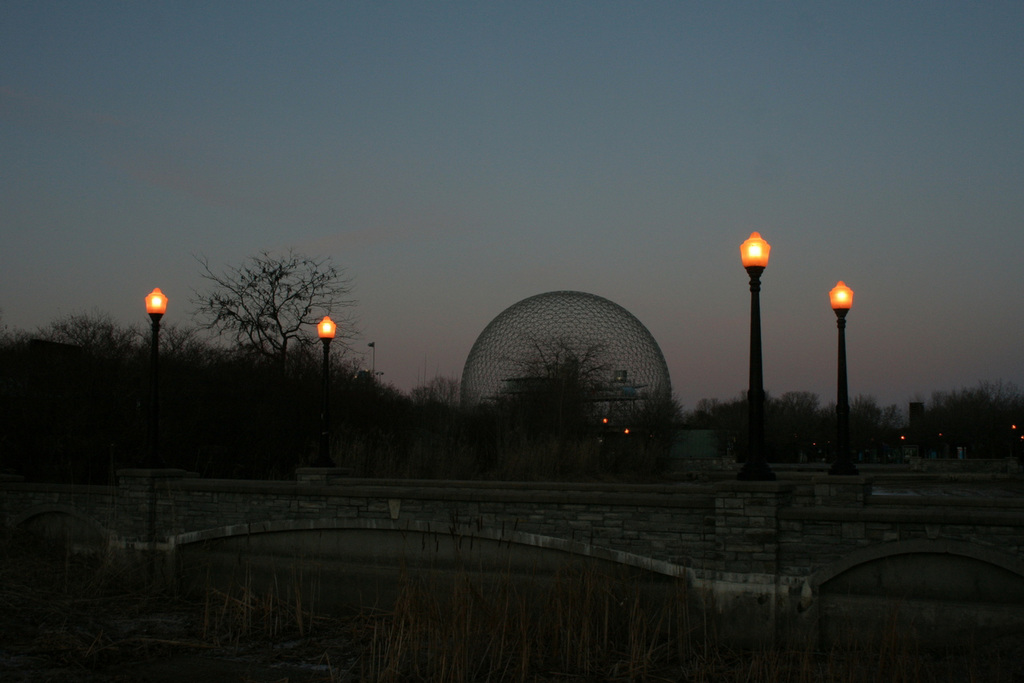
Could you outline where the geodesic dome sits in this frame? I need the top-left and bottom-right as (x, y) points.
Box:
(460, 291), (671, 408)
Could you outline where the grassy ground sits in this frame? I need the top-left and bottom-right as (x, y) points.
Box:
(0, 529), (356, 681)
(1, 529), (1021, 682)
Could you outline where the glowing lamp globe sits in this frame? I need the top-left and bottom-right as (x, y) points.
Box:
(740, 232), (770, 270)
(318, 316), (336, 339)
(829, 281), (853, 311)
(145, 288), (168, 316)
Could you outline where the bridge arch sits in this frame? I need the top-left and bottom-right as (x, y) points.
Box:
(811, 538), (1024, 599)
(9, 504), (112, 551)
(172, 517), (692, 580)
(810, 538), (1024, 645)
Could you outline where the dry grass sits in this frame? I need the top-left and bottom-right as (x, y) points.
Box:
(0, 529), (207, 678)
(200, 563), (322, 646)
(2, 529), (1021, 682)
(347, 564), (1023, 683)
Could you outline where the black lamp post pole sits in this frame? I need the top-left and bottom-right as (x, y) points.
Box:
(316, 335), (333, 467)
(738, 266), (775, 481)
(830, 309), (858, 475)
(147, 312), (164, 468)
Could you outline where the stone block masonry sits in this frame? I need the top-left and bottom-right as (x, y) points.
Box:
(4, 468), (1024, 648)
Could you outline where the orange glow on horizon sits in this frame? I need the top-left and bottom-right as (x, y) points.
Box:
(318, 316), (336, 339)
(145, 288), (167, 316)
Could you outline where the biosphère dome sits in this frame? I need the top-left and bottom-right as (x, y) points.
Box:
(460, 291), (671, 407)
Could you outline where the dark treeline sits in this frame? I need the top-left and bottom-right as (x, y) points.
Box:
(690, 382), (1024, 465)
(1, 312), (1021, 484)
(0, 313), (674, 483)
(689, 391), (905, 464)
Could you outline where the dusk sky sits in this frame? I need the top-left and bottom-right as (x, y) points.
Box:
(3, 2), (1022, 412)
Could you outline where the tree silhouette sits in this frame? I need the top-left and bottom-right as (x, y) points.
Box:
(192, 249), (356, 369)
(500, 338), (611, 440)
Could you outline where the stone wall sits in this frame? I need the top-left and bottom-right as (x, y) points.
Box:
(117, 470), (718, 568)
(3, 468), (1024, 647)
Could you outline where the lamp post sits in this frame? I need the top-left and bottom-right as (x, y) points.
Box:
(828, 281), (858, 475)
(144, 288), (167, 468)
(1013, 424), (1022, 463)
(737, 233), (776, 481)
(315, 316), (336, 467)
(368, 341), (376, 379)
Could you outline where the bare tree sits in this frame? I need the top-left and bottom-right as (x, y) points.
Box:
(40, 310), (139, 358)
(411, 375), (461, 407)
(192, 249), (356, 369)
(498, 337), (613, 439)
(514, 337), (611, 387)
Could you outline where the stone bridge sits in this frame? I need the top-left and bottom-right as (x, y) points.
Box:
(3, 467), (1024, 647)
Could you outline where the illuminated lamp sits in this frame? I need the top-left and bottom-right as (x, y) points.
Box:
(740, 232), (771, 270)
(145, 288), (167, 318)
(829, 281), (853, 311)
(315, 316), (336, 466)
(318, 316), (336, 339)
(144, 288), (167, 467)
(737, 232), (775, 480)
(829, 281), (858, 475)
